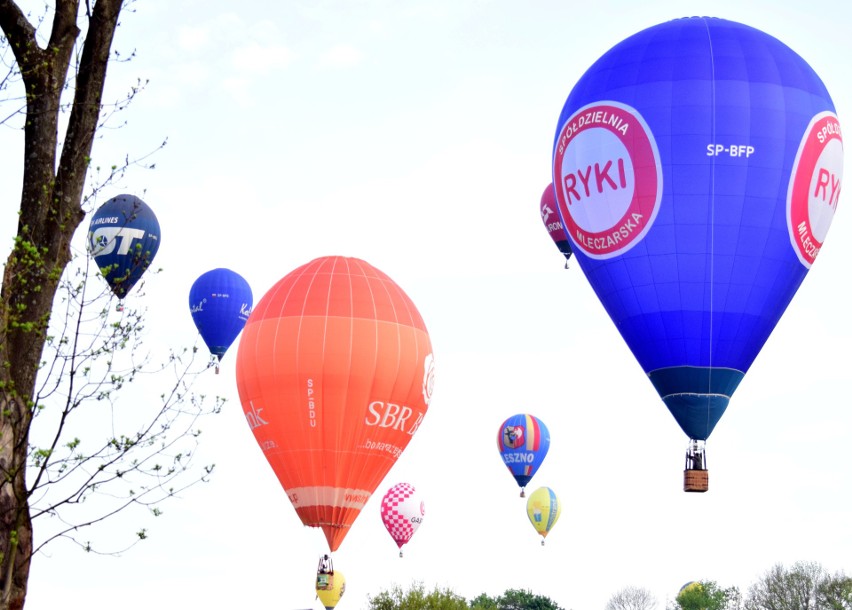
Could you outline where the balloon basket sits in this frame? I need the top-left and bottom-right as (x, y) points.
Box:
(683, 469), (708, 493)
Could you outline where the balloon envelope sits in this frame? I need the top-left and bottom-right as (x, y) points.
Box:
(316, 571), (345, 610)
(679, 582), (702, 595)
(552, 17), (841, 441)
(526, 486), (561, 540)
(497, 414), (550, 492)
(380, 482), (425, 553)
(88, 194), (161, 299)
(189, 268), (253, 361)
(234, 256), (435, 551)
(540, 183), (573, 263)
(677, 581), (706, 606)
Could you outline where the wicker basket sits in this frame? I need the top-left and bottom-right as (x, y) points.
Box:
(683, 469), (709, 493)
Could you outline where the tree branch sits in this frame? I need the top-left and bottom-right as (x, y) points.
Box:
(0, 1), (39, 72)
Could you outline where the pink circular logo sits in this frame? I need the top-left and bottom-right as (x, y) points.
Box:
(553, 102), (662, 259)
(787, 112), (843, 268)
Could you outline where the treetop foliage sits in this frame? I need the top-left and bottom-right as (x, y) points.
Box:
(367, 583), (564, 610)
(366, 562), (851, 610)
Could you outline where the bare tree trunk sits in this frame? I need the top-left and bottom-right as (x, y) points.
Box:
(0, 1), (124, 607)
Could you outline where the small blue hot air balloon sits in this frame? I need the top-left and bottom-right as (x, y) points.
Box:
(189, 268), (253, 372)
(88, 194), (161, 301)
(497, 414), (551, 497)
(551, 17), (842, 491)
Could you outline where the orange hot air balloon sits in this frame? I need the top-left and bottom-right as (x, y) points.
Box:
(235, 256), (435, 551)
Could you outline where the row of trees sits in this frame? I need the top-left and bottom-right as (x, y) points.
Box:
(367, 585), (563, 610)
(366, 562), (852, 610)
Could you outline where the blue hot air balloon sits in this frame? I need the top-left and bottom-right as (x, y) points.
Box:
(189, 268), (253, 372)
(551, 17), (842, 491)
(88, 194), (161, 300)
(497, 414), (551, 497)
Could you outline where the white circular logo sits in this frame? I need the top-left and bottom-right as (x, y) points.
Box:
(553, 101), (662, 259)
(787, 111), (843, 268)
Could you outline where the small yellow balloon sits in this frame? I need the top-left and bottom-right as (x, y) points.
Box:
(679, 581), (702, 594)
(677, 581), (704, 602)
(316, 570), (346, 610)
(526, 486), (561, 544)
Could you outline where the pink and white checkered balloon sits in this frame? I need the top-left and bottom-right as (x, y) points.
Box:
(380, 482), (425, 556)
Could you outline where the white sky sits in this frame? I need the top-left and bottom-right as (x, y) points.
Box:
(3, 1), (852, 609)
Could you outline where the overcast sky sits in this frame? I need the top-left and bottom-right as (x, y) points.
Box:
(2, 1), (851, 609)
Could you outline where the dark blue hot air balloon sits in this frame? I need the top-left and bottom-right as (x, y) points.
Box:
(88, 194), (161, 300)
(189, 268), (253, 372)
(551, 17), (842, 491)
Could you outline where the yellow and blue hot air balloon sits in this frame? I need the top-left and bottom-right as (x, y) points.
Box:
(189, 268), (253, 372)
(677, 581), (707, 610)
(88, 194), (161, 302)
(497, 414), (550, 497)
(551, 17), (842, 491)
(679, 582), (703, 596)
(526, 486), (561, 545)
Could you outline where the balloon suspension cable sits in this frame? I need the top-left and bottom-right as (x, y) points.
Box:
(683, 439), (709, 493)
(316, 553), (335, 591)
(685, 439), (707, 470)
(317, 553), (334, 574)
